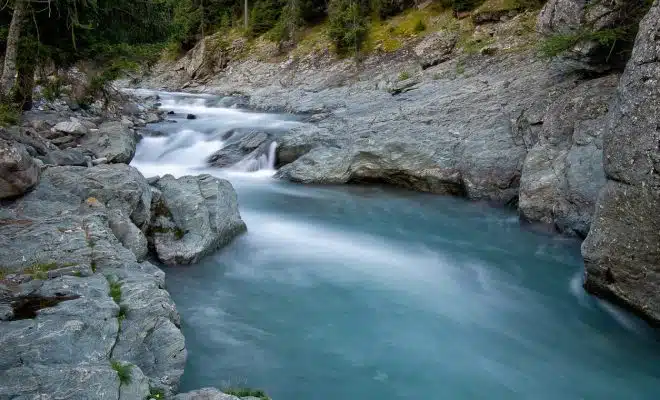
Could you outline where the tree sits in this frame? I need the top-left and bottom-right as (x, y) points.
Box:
(1, 0), (26, 99)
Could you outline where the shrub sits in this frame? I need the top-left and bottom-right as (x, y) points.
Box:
(413, 19), (426, 33)
(371, 0), (416, 19)
(250, 0), (285, 37)
(41, 77), (64, 102)
(398, 71), (411, 80)
(439, 0), (486, 12)
(110, 360), (133, 385)
(328, 0), (369, 54)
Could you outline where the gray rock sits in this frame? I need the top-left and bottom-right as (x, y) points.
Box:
(207, 130), (273, 168)
(40, 148), (90, 166)
(150, 174), (247, 265)
(0, 163), (187, 397)
(0, 138), (40, 199)
(53, 120), (89, 136)
(108, 208), (149, 261)
(582, 1), (660, 324)
(174, 388), (241, 400)
(519, 75), (617, 236)
(413, 30), (458, 69)
(80, 121), (139, 164)
(145, 113), (161, 124)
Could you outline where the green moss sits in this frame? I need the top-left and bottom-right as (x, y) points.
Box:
(110, 360), (133, 385)
(224, 388), (270, 400)
(24, 262), (75, 280)
(398, 71), (411, 81)
(118, 304), (128, 321)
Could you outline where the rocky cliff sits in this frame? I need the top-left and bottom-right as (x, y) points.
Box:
(582, 0), (660, 325)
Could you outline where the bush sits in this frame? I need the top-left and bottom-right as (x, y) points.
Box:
(328, 0), (369, 54)
(439, 0), (486, 12)
(413, 19), (426, 33)
(398, 71), (411, 80)
(371, 0), (415, 19)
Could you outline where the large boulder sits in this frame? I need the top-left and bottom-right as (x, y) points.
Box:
(0, 163), (187, 397)
(581, 0), (660, 324)
(0, 138), (40, 199)
(518, 74), (617, 237)
(79, 121), (139, 164)
(149, 174), (247, 265)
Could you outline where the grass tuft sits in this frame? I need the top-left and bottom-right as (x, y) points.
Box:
(108, 279), (122, 304)
(110, 360), (133, 385)
(224, 388), (270, 400)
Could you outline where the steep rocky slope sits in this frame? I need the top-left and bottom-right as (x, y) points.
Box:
(582, 0), (660, 325)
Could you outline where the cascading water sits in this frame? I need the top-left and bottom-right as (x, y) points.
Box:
(129, 90), (660, 400)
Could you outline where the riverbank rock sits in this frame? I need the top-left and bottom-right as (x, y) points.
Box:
(149, 174), (247, 265)
(79, 121), (139, 164)
(518, 74), (618, 237)
(0, 163), (186, 398)
(581, 0), (660, 325)
(0, 138), (40, 199)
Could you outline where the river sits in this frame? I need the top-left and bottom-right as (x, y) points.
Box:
(130, 91), (660, 399)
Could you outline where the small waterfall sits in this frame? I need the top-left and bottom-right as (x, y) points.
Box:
(231, 141), (278, 172)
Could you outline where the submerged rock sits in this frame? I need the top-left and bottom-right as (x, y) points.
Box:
(0, 138), (40, 199)
(149, 174), (247, 265)
(581, 0), (660, 325)
(207, 130), (274, 169)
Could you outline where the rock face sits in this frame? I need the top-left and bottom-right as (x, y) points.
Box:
(149, 174), (247, 265)
(519, 74), (618, 237)
(272, 54), (581, 205)
(0, 164), (185, 398)
(0, 138), (40, 199)
(581, 0), (660, 324)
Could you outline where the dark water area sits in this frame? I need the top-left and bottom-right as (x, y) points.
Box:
(130, 90), (660, 400)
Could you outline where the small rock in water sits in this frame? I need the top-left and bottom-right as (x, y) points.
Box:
(186, 114), (197, 120)
(167, 111), (175, 115)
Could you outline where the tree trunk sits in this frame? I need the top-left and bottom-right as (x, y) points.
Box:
(244, 0), (249, 30)
(1, 0), (27, 99)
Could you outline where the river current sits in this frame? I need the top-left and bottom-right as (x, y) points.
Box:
(130, 91), (660, 399)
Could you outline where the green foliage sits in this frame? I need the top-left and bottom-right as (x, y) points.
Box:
(108, 279), (122, 304)
(250, 0), (285, 37)
(146, 388), (166, 400)
(371, 0), (415, 19)
(118, 304), (129, 321)
(224, 388), (270, 400)
(538, 28), (624, 58)
(328, 0), (369, 54)
(398, 71), (410, 80)
(0, 103), (20, 127)
(439, 0), (486, 12)
(110, 360), (133, 385)
(413, 19), (426, 33)
(41, 77), (65, 102)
